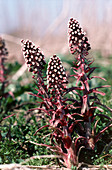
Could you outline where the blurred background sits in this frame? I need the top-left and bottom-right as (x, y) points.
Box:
(0, 0), (112, 63)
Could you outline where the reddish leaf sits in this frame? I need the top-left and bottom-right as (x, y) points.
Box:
(8, 91), (15, 98)
(88, 60), (94, 66)
(71, 113), (83, 117)
(92, 120), (99, 136)
(30, 140), (58, 150)
(34, 125), (50, 136)
(94, 101), (112, 112)
(59, 119), (67, 126)
(68, 123), (75, 134)
(29, 107), (51, 116)
(29, 92), (44, 100)
(88, 89), (105, 96)
(90, 76), (106, 81)
(74, 136), (87, 150)
(87, 67), (97, 77)
(96, 114), (112, 120)
(81, 95), (88, 114)
(63, 136), (72, 149)
(0, 131), (2, 141)
(90, 106), (103, 112)
(2, 91), (14, 99)
(53, 119), (61, 127)
(83, 108), (95, 121)
(66, 113), (82, 121)
(88, 85), (111, 96)
(94, 123), (112, 143)
(3, 113), (15, 120)
(84, 80), (89, 91)
(68, 121), (84, 134)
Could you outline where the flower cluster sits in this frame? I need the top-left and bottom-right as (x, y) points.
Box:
(0, 37), (8, 56)
(68, 18), (91, 55)
(21, 39), (46, 75)
(47, 55), (68, 94)
(0, 37), (8, 84)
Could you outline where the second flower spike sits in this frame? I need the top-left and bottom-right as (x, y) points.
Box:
(47, 55), (68, 94)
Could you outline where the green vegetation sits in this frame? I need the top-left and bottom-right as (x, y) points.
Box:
(0, 52), (112, 167)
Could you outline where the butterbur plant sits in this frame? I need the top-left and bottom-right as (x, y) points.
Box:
(0, 37), (14, 102)
(21, 18), (112, 168)
(68, 18), (112, 149)
(0, 37), (8, 97)
(0, 37), (16, 135)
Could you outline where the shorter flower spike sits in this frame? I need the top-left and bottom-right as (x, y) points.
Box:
(21, 39), (46, 74)
(47, 55), (68, 94)
(0, 37), (8, 83)
(68, 18), (91, 56)
(0, 38), (8, 56)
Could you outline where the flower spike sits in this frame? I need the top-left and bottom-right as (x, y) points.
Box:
(47, 55), (68, 94)
(0, 38), (8, 56)
(21, 39), (46, 75)
(68, 18), (91, 55)
(0, 37), (8, 84)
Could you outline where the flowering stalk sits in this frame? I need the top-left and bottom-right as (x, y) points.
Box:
(47, 55), (77, 167)
(0, 37), (8, 97)
(21, 41), (79, 167)
(21, 39), (49, 99)
(0, 37), (15, 124)
(68, 18), (112, 149)
(68, 18), (92, 143)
